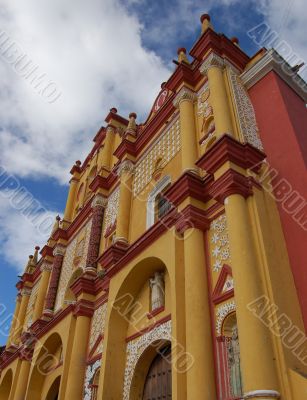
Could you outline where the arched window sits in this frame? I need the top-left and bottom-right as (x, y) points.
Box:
(146, 175), (172, 229)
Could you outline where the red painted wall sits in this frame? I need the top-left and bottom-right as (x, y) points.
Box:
(249, 71), (307, 330)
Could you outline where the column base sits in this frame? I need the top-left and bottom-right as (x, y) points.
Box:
(244, 390), (280, 399)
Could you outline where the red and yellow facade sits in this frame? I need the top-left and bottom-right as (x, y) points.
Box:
(1, 14), (307, 400)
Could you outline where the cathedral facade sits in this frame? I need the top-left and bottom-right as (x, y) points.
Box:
(1, 13), (307, 400)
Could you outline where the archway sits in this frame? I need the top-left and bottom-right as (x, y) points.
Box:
(99, 257), (172, 399)
(0, 369), (13, 400)
(45, 375), (61, 400)
(130, 340), (172, 399)
(26, 332), (63, 400)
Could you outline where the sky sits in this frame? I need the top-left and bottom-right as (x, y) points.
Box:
(0, 0), (306, 345)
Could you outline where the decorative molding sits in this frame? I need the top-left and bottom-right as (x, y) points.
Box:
(133, 118), (180, 196)
(212, 264), (234, 304)
(216, 300), (236, 335)
(244, 389), (280, 399)
(173, 87), (197, 108)
(118, 160), (135, 176)
(53, 245), (66, 257)
(209, 215), (230, 272)
(123, 319), (172, 400)
(228, 68), (263, 150)
(196, 134), (266, 175)
(200, 52), (225, 75)
(89, 303), (107, 352)
(104, 187), (120, 234)
(84, 359), (101, 400)
(40, 262), (53, 272)
(21, 288), (32, 297)
(241, 49), (307, 102)
(92, 194), (108, 208)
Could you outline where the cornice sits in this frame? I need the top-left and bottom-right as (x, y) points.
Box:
(196, 134), (266, 174)
(89, 171), (118, 193)
(189, 29), (249, 70)
(175, 205), (210, 234)
(241, 49), (307, 102)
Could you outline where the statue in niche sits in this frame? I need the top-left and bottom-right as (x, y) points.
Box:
(149, 272), (165, 311)
(227, 326), (243, 398)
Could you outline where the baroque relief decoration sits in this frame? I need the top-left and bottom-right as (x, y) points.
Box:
(104, 187), (120, 235)
(24, 280), (40, 329)
(209, 215), (231, 272)
(88, 303), (108, 353)
(133, 118), (180, 197)
(215, 301), (236, 335)
(123, 320), (172, 400)
(54, 219), (92, 311)
(228, 68), (263, 150)
(197, 82), (216, 147)
(84, 359), (101, 400)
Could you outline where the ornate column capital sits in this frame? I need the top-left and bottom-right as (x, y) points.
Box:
(40, 262), (53, 272)
(118, 160), (135, 177)
(92, 193), (108, 208)
(106, 125), (116, 135)
(199, 52), (225, 75)
(21, 288), (32, 297)
(173, 87), (197, 108)
(53, 244), (66, 257)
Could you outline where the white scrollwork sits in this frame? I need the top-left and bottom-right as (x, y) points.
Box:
(228, 68), (263, 150)
(216, 301), (236, 335)
(104, 187), (120, 234)
(89, 303), (108, 352)
(123, 320), (172, 400)
(210, 214), (231, 272)
(133, 118), (180, 197)
(83, 359), (101, 400)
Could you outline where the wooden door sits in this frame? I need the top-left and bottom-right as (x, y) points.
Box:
(142, 347), (172, 400)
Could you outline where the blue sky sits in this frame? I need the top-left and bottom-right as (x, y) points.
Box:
(0, 0), (305, 345)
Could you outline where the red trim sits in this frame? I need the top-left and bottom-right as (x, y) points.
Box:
(164, 171), (212, 206)
(36, 304), (74, 340)
(89, 171), (118, 193)
(73, 299), (95, 317)
(212, 264), (234, 304)
(40, 245), (54, 258)
(147, 306), (165, 320)
(209, 169), (253, 204)
(105, 111), (128, 126)
(196, 134), (266, 174)
(88, 334), (104, 360)
(71, 276), (96, 297)
(126, 314), (171, 342)
(175, 205), (209, 234)
(189, 29), (249, 69)
(113, 138), (137, 161)
(87, 353), (102, 365)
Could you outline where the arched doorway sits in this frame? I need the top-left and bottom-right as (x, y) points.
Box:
(46, 376), (61, 400)
(0, 369), (13, 400)
(142, 346), (172, 400)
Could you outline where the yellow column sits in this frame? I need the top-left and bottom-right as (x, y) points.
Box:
(225, 194), (280, 399)
(63, 176), (79, 223)
(200, 53), (233, 137)
(6, 295), (21, 348)
(32, 263), (52, 322)
(115, 160), (134, 244)
(173, 87), (198, 173)
(13, 359), (31, 400)
(64, 305), (93, 399)
(98, 125), (115, 173)
(12, 288), (31, 344)
(183, 228), (216, 399)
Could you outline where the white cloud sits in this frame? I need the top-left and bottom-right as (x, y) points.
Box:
(0, 0), (170, 184)
(0, 190), (58, 273)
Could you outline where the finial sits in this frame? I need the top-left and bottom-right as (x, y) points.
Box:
(32, 246), (40, 265)
(110, 107), (117, 114)
(24, 255), (33, 273)
(200, 13), (213, 33)
(51, 215), (61, 235)
(177, 47), (189, 64)
(231, 37), (240, 47)
(126, 112), (137, 136)
(75, 160), (81, 166)
(161, 82), (166, 89)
